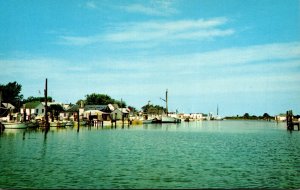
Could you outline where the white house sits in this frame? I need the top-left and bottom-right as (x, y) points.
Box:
(21, 101), (45, 117)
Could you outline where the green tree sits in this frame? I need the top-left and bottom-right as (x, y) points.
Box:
(48, 104), (64, 120)
(0, 81), (23, 109)
(128, 106), (137, 113)
(262, 113), (271, 120)
(84, 93), (127, 107)
(141, 104), (166, 115)
(243, 113), (250, 119)
(22, 96), (53, 104)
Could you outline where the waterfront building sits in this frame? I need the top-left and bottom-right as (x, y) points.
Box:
(20, 101), (45, 119)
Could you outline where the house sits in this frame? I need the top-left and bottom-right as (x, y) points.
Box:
(84, 105), (111, 120)
(275, 114), (286, 122)
(20, 101), (45, 119)
(110, 108), (130, 120)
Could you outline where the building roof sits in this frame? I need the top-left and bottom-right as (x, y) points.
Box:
(84, 105), (108, 111)
(24, 101), (43, 109)
(1, 102), (15, 109)
(65, 105), (79, 112)
(111, 108), (129, 114)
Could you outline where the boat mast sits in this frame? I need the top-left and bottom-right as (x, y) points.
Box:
(217, 104), (219, 116)
(160, 89), (168, 116)
(166, 89), (168, 116)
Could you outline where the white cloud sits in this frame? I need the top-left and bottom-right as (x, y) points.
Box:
(120, 0), (178, 16)
(2, 41), (299, 108)
(106, 18), (233, 42)
(58, 17), (234, 46)
(121, 4), (165, 16)
(85, 1), (97, 9)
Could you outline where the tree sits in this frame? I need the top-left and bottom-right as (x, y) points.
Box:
(48, 104), (64, 121)
(262, 113), (271, 120)
(84, 93), (127, 107)
(0, 81), (23, 109)
(22, 96), (53, 104)
(243, 113), (250, 119)
(141, 104), (166, 115)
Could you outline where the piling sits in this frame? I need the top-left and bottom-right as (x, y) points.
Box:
(286, 110), (300, 131)
(0, 122), (3, 133)
(77, 110), (80, 133)
(114, 120), (116, 128)
(44, 78), (49, 131)
(23, 104), (26, 122)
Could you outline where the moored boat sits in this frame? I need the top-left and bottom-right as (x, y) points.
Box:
(161, 116), (181, 123)
(2, 122), (27, 129)
(49, 121), (66, 127)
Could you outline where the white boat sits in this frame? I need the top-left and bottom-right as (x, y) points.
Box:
(161, 116), (181, 123)
(49, 121), (66, 127)
(63, 120), (74, 127)
(2, 122), (27, 129)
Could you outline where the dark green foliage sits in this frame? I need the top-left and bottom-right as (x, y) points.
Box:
(48, 104), (64, 119)
(85, 93), (127, 107)
(225, 112), (273, 120)
(22, 96), (53, 104)
(243, 113), (250, 119)
(141, 104), (166, 115)
(0, 81), (23, 109)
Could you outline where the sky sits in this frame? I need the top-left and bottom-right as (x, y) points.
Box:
(0, 0), (300, 116)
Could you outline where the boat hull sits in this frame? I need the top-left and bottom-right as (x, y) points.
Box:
(161, 116), (181, 123)
(2, 122), (27, 129)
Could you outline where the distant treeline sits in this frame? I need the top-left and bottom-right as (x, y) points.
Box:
(225, 113), (273, 120)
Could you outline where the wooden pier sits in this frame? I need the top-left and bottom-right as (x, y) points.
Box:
(286, 110), (300, 131)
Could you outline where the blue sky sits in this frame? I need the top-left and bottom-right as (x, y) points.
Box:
(0, 0), (299, 116)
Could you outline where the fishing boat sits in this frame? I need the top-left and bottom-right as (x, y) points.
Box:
(49, 121), (66, 127)
(161, 116), (181, 123)
(26, 120), (39, 128)
(63, 120), (74, 127)
(159, 89), (181, 123)
(2, 122), (27, 129)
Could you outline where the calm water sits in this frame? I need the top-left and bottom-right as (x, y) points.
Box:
(1, 120), (300, 189)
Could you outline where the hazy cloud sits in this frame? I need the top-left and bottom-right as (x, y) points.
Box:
(120, 0), (178, 16)
(58, 17), (234, 46)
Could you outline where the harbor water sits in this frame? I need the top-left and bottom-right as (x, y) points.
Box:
(0, 120), (300, 189)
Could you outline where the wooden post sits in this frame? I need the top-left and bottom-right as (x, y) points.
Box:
(115, 113), (117, 128)
(101, 120), (103, 129)
(45, 78), (49, 131)
(23, 104), (26, 122)
(287, 110), (293, 131)
(122, 113), (124, 129)
(77, 110), (80, 133)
